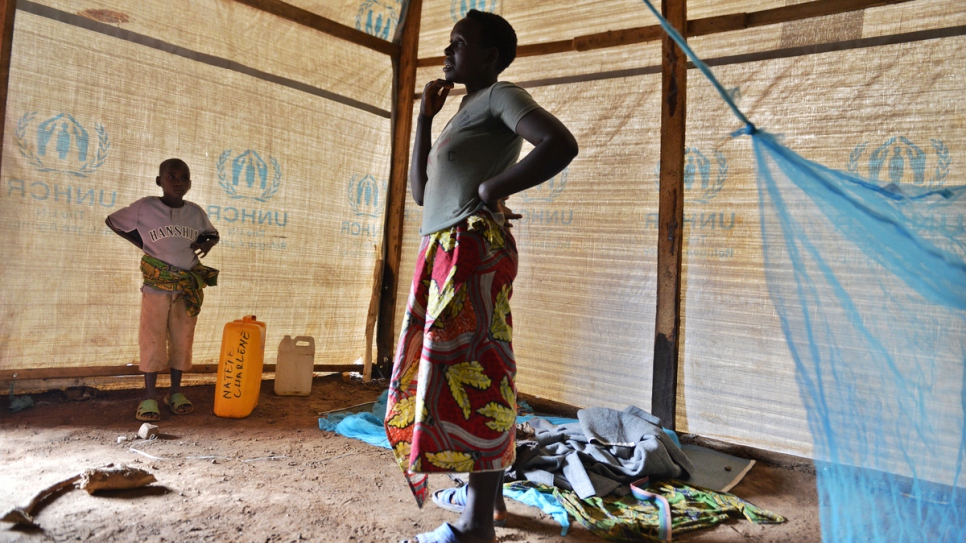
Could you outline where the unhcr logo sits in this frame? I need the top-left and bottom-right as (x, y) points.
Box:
(348, 174), (387, 218)
(517, 168), (568, 203)
(356, 0), (399, 40)
(849, 137), (950, 188)
(451, 0), (499, 22)
(653, 148), (727, 204)
(343, 174), (386, 241)
(15, 112), (110, 178)
(683, 149), (727, 203)
(217, 149), (281, 202)
(648, 148), (735, 233)
(514, 168), (573, 229)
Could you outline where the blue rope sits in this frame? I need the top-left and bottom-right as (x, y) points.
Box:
(639, 0), (756, 133)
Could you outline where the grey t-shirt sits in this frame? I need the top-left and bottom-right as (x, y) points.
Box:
(107, 196), (218, 272)
(420, 81), (541, 236)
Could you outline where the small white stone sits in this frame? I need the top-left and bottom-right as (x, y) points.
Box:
(117, 436), (128, 443)
(138, 423), (159, 440)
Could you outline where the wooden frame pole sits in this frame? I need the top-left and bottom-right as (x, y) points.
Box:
(376, 0), (422, 377)
(651, 0), (687, 430)
(0, 0), (17, 174)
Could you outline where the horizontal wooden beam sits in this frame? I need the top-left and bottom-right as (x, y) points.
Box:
(685, 13), (748, 38)
(0, 364), (366, 381)
(417, 0), (914, 65)
(517, 38), (575, 57)
(574, 26), (662, 52)
(232, 0), (398, 56)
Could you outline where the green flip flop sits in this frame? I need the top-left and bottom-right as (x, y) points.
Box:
(164, 393), (194, 415)
(136, 399), (160, 421)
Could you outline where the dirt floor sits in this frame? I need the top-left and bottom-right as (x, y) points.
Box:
(0, 375), (822, 542)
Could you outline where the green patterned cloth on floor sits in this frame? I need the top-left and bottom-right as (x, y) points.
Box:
(507, 479), (785, 542)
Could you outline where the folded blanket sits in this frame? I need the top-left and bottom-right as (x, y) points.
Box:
(512, 406), (694, 499)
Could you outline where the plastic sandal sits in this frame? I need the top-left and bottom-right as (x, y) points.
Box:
(135, 399), (160, 421)
(163, 392), (194, 415)
(400, 523), (462, 543)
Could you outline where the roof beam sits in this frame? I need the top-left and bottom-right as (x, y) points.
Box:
(232, 0), (398, 56)
(417, 0), (914, 66)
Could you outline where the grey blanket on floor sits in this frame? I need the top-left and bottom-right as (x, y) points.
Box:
(513, 406), (694, 499)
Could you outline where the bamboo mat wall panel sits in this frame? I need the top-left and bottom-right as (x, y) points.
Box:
(0, 9), (392, 372)
(394, 73), (663, 413)
(687, 0), (966, 64)
(417, 0), (662, 58)
(32, 0), (393, 113)
(687, 0), (788, 20)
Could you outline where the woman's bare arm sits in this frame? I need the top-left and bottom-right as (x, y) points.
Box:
(478, 108), (578, 205)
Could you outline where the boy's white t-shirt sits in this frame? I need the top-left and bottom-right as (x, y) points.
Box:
(107, 196), (218, 272)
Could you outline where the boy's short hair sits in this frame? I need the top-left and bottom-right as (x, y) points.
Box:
(466, 10), (517, 73)
(159, 158), (188, 176)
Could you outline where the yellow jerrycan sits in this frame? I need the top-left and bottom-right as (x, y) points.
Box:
(214, 315), (267, 418)
(274, 336), (315, 396)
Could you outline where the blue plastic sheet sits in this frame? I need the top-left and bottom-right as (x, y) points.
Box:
(504, 483), (572, 536)
(318, 390), (391, 449)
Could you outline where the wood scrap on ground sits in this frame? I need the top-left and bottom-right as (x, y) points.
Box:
(1, 465), (156, 528)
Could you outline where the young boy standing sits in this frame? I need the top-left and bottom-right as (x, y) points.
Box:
(106, 158), (219, 421)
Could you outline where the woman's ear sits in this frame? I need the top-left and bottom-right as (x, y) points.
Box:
(484, 46), (500, 69)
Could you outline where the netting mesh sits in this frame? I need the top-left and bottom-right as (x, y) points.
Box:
(637, 0), (966, 539)
(755, 130), (966, 541)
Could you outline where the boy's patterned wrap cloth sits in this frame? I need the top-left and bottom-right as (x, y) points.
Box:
(140, 255), (218, 316)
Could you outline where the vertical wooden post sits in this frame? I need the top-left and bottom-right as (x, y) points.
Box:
(652, 0), (687, 430)
(0, 0), (18, 173)
(377, 0), (421, 377)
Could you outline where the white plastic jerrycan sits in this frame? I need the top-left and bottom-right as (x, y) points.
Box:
(274, 336), (315, 396)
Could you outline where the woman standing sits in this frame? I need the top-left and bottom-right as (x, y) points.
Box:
(386, 10), (578, 543)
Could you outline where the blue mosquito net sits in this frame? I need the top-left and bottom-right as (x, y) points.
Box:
(640, 1), (966, 541)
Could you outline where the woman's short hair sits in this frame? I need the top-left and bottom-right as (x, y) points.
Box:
(466, 10), (517, 73)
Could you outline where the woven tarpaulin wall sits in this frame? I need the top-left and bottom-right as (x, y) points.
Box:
(400, 0), (966, 466)
(405, 0), (669, 420)
(396, 72), (665, 412)
(0, 0), (394, 376)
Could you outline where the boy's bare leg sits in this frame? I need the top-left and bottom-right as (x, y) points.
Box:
(144, 372), (158, 400)
(452, 471), (500, 543)
(169, 368), (182, 396)
(136, 372), (162, 420)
